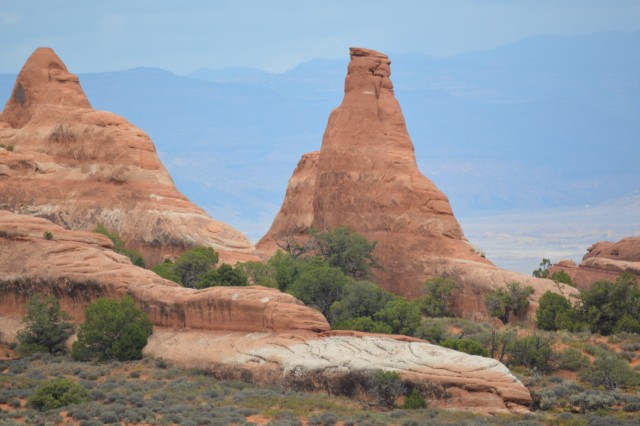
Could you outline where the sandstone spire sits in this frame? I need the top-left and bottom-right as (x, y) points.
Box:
(2, 47), (91, 128)
(258, 48), (573, 311)
(0, 47), (257, 265)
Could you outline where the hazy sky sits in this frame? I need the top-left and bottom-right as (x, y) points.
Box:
(2, 0), (640, 74)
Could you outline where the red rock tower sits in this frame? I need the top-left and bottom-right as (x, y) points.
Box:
(258, 48), (492, 298)
(0, 48), (258, 265)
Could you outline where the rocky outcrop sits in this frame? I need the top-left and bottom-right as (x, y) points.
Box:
(0, 211), (530, 413)
(550, 237), (640, 288)
(0, 47), (257, 265)
(257, 47), (574, 313)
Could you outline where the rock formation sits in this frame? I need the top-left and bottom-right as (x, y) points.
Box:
(0, 47), (257, 265)
(550, 237), (640, 288)
(257, 48), (574, 314)
(0, 211), (530, 413)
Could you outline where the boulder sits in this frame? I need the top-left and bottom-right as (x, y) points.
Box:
(0, 47), (258, 265)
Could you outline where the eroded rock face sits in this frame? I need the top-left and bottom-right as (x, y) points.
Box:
(551, 237), (640, 288)
(257, 48), (573, 313)
(0, 211), (530, 412)
(0, 47), (257, 265)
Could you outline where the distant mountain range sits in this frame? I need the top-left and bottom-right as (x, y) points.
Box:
(1, 31), (638, 272)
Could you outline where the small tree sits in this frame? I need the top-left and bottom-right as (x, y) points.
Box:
(288, 262), (350, 322)
(16, 296), (74, 356)
(330, 280), (394, 324)
(420, 276), (457, 317)
(485, 282), (534, 324)
(374, 298), (421, 336)
(71, 295), (153, 362)
(196, 263), (249, 288)
(507, 334), (556, 373)
(532, 258), (551, 278)
(369, 370), (403, 408)
(93, 224), (145, 267)
(172, 247), (219, 288)
(403, 387), (426, 409)
(309, 227), (381, 280)
(535, 291), (573, 331)
(579, 354), (640, 389)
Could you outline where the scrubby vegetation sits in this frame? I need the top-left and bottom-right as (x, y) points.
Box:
(93, 224), (145, 267)
(15, 296), (74, 357)
(71, 295), (152, 362)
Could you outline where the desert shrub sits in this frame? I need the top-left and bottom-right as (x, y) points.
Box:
(484, 282), (534, 324)
(415, 320), (448, 343)
(43, 231), (53, 240)
(196, 263), (249, 288)
(235, 261), (278, 288)
(558, 348), (590, 371)
(373, 298), (421, 336)
(151, 259), (181, 283)
(369, 370), (403, 408)
(268, 250), (309, 292)
(439, 338), (487, 356)
(72, 295), (153, 362)
(623, 401), (640, 412)
(16, 295), (75, 356)
(569, 391), (617, 414)
(403, 387), (426, 409)
(420, 276), (457, 317)
(172, 247), (219, 288)
(550, 270), (574, 286)
(579, 273), (640, 336)
(332, 316), (393, 334)
(507, 334), (556, 373)
(93, 224), (145, 267)
(330, 280), (394, 324)
(579, 354), (640, 389)
(309, 227), (380, 280)
(28, 378), (89, 411)
(535, 291), (573, 331)
(288, 262), (350, 322)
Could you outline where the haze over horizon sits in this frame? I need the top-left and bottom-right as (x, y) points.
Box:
(2, 1), (640, 74)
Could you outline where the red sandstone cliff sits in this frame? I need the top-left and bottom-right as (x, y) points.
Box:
(0, 47), (257, 265)
(257, 48), (575, 315)
(551, 237), (640, 288)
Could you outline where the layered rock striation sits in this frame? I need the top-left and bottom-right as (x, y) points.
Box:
(551, 237), (640, 288)
(257, 48), (572, 312)
(0, 211), (531, 413)
(0, 47), (257, 265)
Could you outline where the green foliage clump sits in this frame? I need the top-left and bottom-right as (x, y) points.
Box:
(579, 354), (640, 389)
(403, 388), (426, 409)
(71, 295), (153, 362)
(151, 258), (181, 283)
(558, 348), (590, 372)
(310, 227), (380, 280)
(235, 261), (278, 288)
(332, 316), (393, 334)
(569, 391), (617, 414)
(507, 334), (556, 373)
(172, 247), (219, 288)
(578, 273), (640, 336)
(268, 250), (308, 292)
(369, 370), (402, 408)
(288, 262), (349, 322)
(28, 379), (88, 411)
(484, 282), (534, 324)
(532, 258), (552, 278)
(16, 296), (74, 356)
(439, 338), (487, 356)
(420, 276), (457, 317)
(550, 269), (574, 286)
(536, 291), (574, 331)
(374, 298), (421, 336)
(93, 224), (145, 267)
(196, 263), (249, 288)
(43, 231), (53, 240)
(330, 281), (394, 325)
